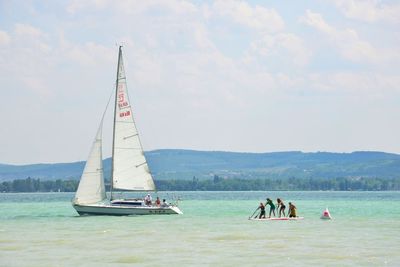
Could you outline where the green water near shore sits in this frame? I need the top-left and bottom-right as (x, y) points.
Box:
(1, 191), (399, 266)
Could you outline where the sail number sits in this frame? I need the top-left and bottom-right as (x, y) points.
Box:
(118, 102), (129, 108)
(120, 110), (131, 117)
(118, 84), (130, 117)
(118, 93), (129, 108)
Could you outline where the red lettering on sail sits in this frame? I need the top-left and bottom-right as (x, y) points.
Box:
(118, 102), (128, 108)
(117, 83), (129, 116)
(119, 111), (131, 117)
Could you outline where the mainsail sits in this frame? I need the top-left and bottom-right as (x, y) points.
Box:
(111, 47), (155, 191)
(74, 122), (107, 204)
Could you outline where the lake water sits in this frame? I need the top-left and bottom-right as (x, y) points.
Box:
(1, 191), (399, 266)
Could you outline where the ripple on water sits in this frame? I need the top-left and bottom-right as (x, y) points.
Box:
(1, 245), (23, 251)
(113, 256), (144, 264)
(210, 234), (251, 241)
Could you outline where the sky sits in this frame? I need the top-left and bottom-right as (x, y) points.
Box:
(0, 0), (400, 164)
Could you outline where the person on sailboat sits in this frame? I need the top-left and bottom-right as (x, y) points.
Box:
(144, 194), (152, 206)
(288, 202), (297, 218)
(265, 198), (276, 217)
(155, 197), (161, 207)
(276, 198), (286, 217)
(161, 199), (169, 207)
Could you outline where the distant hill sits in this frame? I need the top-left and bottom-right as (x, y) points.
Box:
(1, 149), (400, 181)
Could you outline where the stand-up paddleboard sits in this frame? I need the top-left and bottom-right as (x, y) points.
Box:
(320, 208), (332, 220)
(249, 217), (304, 221)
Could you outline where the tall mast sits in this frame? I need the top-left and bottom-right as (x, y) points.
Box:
(110, 45), (123, 200)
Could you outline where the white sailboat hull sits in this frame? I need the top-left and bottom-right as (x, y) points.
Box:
(73, 203), (183, 216)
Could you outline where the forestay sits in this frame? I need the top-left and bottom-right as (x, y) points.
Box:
(111, 47), (155, 191)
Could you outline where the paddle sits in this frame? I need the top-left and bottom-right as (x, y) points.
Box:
(249, 208), (259, 219)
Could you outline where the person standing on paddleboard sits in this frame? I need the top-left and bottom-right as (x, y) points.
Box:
(265, 198), (276, 218)
(276, 198), (286, 217)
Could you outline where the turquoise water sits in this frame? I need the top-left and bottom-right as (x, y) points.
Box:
(1, 191), (399, 266)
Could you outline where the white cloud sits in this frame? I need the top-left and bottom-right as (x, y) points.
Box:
(212, 0), (284, 33)
(67, 0), (197, 15)
(331, 0), (400, 23)
(305, 72), (400, 104)
(249, 33), (311, 66)
(0, 24), (113, 101)
(0, 30), (11, 46)
(193, 24), (217, 51)
(299, 10), (333, 33)
(1, 24), (53, 99)
(61, 41), (115, 66)
(13, 23), (51, 53)
(67, 0), (108, 14)
(300, 10), (381, 63)
(207, 1), (309, 67)
(15, 23), (44, 38)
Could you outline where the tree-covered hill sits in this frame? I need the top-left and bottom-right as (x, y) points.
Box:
(1, 149), (400, 181)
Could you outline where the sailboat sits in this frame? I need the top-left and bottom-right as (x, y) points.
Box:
(72, 46), (182, 216)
